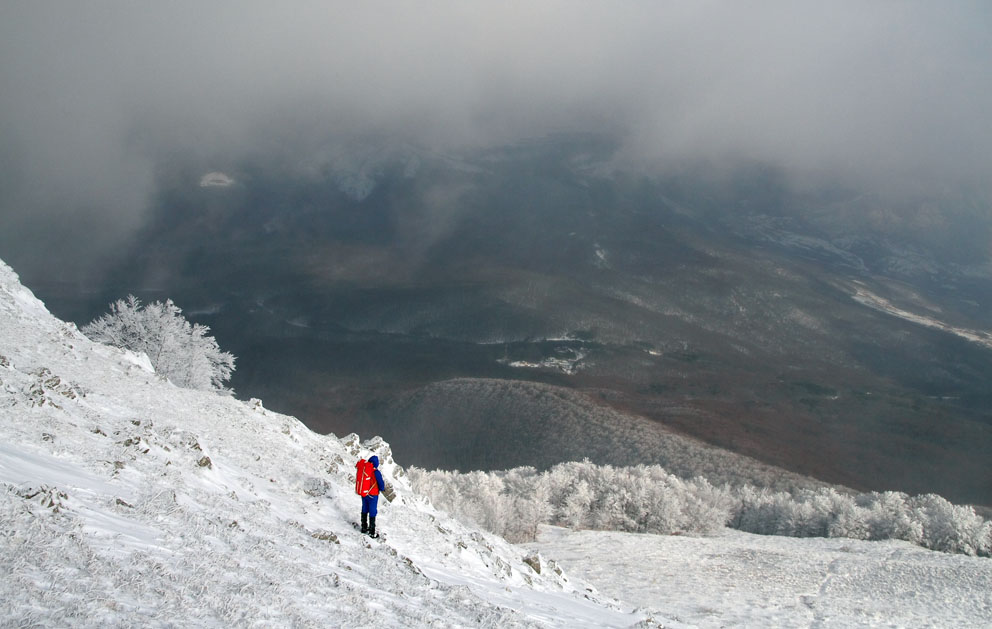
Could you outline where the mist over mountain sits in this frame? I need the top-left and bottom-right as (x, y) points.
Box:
(2, 4), (991, 507)
(15, 134), (992, 508)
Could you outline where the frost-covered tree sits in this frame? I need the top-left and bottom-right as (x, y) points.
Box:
(83, 295), (236, 394)
(561, 479), (594, 530)
(410, 460), (990, 556)
(859, 492), (924, 543)
(909, 494), (991, 555)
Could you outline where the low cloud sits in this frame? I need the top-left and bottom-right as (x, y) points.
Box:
(2, 1), (990, 274)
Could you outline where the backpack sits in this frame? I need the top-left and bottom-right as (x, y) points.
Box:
(355, 459), (378, 497)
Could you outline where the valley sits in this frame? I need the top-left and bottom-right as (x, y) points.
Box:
(25, 136), (992, 506)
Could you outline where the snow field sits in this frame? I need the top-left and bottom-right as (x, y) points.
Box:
(529, 525), (992, 628)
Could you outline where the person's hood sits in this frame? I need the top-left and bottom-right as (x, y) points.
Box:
(369, 455), (379, 468)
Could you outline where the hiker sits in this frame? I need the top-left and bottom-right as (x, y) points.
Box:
(355, 455), (386, 538)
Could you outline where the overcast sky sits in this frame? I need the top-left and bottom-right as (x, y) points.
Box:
(2, 1), (990, 275)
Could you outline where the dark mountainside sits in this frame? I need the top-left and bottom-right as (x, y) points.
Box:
(24, 136), (992, 506)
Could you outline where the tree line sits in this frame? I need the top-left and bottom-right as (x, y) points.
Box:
(410, 460), (992, 556)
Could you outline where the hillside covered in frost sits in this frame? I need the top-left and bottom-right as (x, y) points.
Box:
(5, 255), (992, 628)
(0, 258), (656, 628)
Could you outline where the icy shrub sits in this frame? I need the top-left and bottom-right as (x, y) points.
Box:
(411, 460), (734, 542)
(821, 489), (869, 540)
(561, 479), (594, 530)
(83, 295), (235, 394)
(859, 492), (924, 544)
(682, 477), (734, 535)
(909, 494), (991, 556)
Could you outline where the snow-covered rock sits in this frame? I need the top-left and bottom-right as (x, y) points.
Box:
(0, 258), (654, 628)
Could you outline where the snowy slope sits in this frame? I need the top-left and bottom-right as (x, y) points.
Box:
(530, 526), (992, 628)
(6, 256), (990, 628)
(0, 258), (658, 628)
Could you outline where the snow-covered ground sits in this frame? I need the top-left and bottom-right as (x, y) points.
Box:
(0, 258), (652, 628)
(529, 526), (992, 628)
(2, 255), (991, 628)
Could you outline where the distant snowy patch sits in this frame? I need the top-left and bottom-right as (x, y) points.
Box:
(593, 244), (610, 269)
(186, 304), (223, 316)
(785, 308), (824, 332)
(287, 317), (310, 329)
(500, 347), (586, 375)
(743, 215), (867, 271)
(199, 171), (235, 188)
(851, 283), (992, 350)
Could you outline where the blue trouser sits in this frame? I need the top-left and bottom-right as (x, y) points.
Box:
(361, 494), (379, 517)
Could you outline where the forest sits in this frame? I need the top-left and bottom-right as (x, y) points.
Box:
(410, 460), (992, 556)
